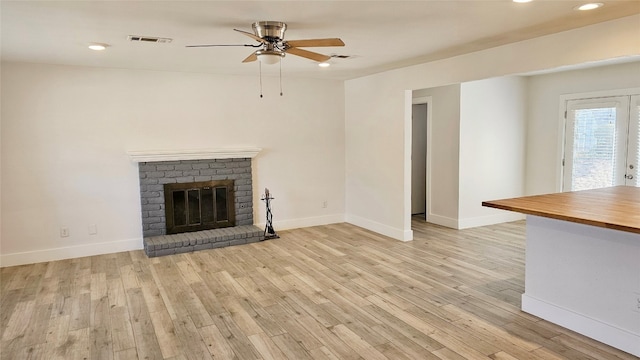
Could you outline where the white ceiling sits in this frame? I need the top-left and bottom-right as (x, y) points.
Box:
(2, 1), (639, 80)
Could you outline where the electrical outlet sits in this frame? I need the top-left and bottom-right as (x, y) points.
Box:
(88, 224), (97, 235)
(60, 227), (69, 238)
(322, 200), (328, 208)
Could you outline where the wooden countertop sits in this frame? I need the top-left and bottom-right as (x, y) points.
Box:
(482, 186), (640, 234)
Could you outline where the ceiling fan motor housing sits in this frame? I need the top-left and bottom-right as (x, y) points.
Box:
(187, 21), (343, 64)
(252, 21), (287, 41)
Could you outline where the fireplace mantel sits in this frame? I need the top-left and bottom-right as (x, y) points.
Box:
(127, 147), (262, 162)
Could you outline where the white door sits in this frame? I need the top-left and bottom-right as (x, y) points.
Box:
(563, 95), (638, 191)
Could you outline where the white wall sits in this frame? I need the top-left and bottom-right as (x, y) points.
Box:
(0, 63), (3, 258)
(1, 62), (346, 266)
(345, 79), (409, 239)
(345, 15), (640, 240)
(458, 76), (527, 228)
(526, 61), (640, 195)
(411, 77), (526, 229)
(413, 85), (460, 228)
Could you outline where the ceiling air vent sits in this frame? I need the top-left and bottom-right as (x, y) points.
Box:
(128, 35), (173, 43)
(330, 54), (357, 59)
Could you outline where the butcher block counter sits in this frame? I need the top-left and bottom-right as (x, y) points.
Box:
(483, 186), (640, 357)
(482, 186), (640, 234)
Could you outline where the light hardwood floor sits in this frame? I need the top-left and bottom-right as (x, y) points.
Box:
(1, 219), (637, 360)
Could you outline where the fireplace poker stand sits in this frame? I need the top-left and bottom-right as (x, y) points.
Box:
(261, 188), (279, 240)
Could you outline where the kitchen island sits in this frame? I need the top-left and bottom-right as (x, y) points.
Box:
(483, 186), (640, 357)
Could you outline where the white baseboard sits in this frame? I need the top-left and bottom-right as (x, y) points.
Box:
(427, 212), (525, 230)
(2, 214), (346, 267)
(255, 213), (345, 232)
(457, 213), (525, 229)
(426, 213), (459, 229)
(522, 294), (640, 357)
(346, 214), (413, 241)
(0, 237), (143, 268)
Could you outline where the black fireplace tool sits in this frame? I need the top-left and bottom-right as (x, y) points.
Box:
(261, 188), (279, 240)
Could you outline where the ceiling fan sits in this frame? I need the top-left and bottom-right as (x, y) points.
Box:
(187, 21), (345, 65)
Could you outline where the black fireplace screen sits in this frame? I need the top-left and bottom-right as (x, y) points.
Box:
(164, 180), (235, 234)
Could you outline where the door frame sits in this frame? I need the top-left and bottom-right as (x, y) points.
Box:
(557, 87), (640, 192)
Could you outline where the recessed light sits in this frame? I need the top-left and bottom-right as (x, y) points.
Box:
(88, 43), (108, 51)
(318, 62), (331, 68)
(513, 0), (533, 3)
(576, 3), (603, 10)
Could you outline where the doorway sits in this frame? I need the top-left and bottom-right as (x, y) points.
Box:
(562, 94), (640, 191)
(411, 98), (430, 220)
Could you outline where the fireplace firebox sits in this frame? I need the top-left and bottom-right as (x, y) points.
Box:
(164, 180), (235, 234)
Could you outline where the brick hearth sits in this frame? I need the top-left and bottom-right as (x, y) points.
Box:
(143, 225), (263, 257)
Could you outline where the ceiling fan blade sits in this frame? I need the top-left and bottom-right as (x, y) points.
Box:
(186, 44), (260, 48)
(286, 47), (331, 62)
(242, 51), (258, 63)
(233, 29), (268, 44)
(285, 38), (345, 48)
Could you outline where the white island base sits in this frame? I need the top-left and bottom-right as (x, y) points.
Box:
(522, 215), (640, 357)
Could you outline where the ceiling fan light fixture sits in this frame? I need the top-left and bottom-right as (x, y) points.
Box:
(256, 50), (285, 65)
(318, 62), (331, 68)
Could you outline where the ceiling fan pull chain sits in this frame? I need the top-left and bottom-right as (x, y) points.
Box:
(259, 61), (263, 98)
(279, 60), (283, 96)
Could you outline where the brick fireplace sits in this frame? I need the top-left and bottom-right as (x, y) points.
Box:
(138, 158), (253, 237)
(129, 148), (263, 257)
